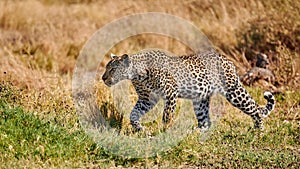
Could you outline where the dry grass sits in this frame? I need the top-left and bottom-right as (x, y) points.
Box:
(0, 0), (299, 168)
(1, 0), (299, 90)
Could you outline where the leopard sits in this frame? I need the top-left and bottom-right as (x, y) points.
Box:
(102, 50), (275, 132)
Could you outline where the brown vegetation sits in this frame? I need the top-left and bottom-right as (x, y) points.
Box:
(1, 0), (299, 91)
(0, 0), (299, 133)
(0, 0), (299, 167)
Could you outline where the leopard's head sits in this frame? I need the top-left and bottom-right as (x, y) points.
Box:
(102, 53), (132, 87)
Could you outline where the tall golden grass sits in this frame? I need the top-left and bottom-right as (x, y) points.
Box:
(0, 0), (299, 112)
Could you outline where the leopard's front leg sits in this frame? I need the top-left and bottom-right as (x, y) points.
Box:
(130, 95), (159, 132)
(162, 82), (178, 126)
(162, 95), (177, 124)
(192, 98), (211, 132)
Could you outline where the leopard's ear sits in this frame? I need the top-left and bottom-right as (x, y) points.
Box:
(122, 54), (130, 66)
(110, 53), (118, 59)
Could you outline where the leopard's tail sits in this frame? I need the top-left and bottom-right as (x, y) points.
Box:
(261, 91), (275, 118)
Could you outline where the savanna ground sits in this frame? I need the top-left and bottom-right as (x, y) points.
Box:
(0, 0), (300, 168)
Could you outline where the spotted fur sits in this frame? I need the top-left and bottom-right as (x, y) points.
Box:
(102, 50), (275, 131)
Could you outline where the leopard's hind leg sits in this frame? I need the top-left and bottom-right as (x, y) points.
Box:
(225, 82), (275, 129)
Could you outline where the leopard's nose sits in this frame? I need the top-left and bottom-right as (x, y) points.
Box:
(102, 74), (108, 81)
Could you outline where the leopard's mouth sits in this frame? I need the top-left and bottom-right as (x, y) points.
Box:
(103, 80), (113, 87)
(103, 78), (118, 87)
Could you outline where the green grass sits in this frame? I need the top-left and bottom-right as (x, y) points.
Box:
(0, 84), (299, 168)
(0, 99), (111, 168)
